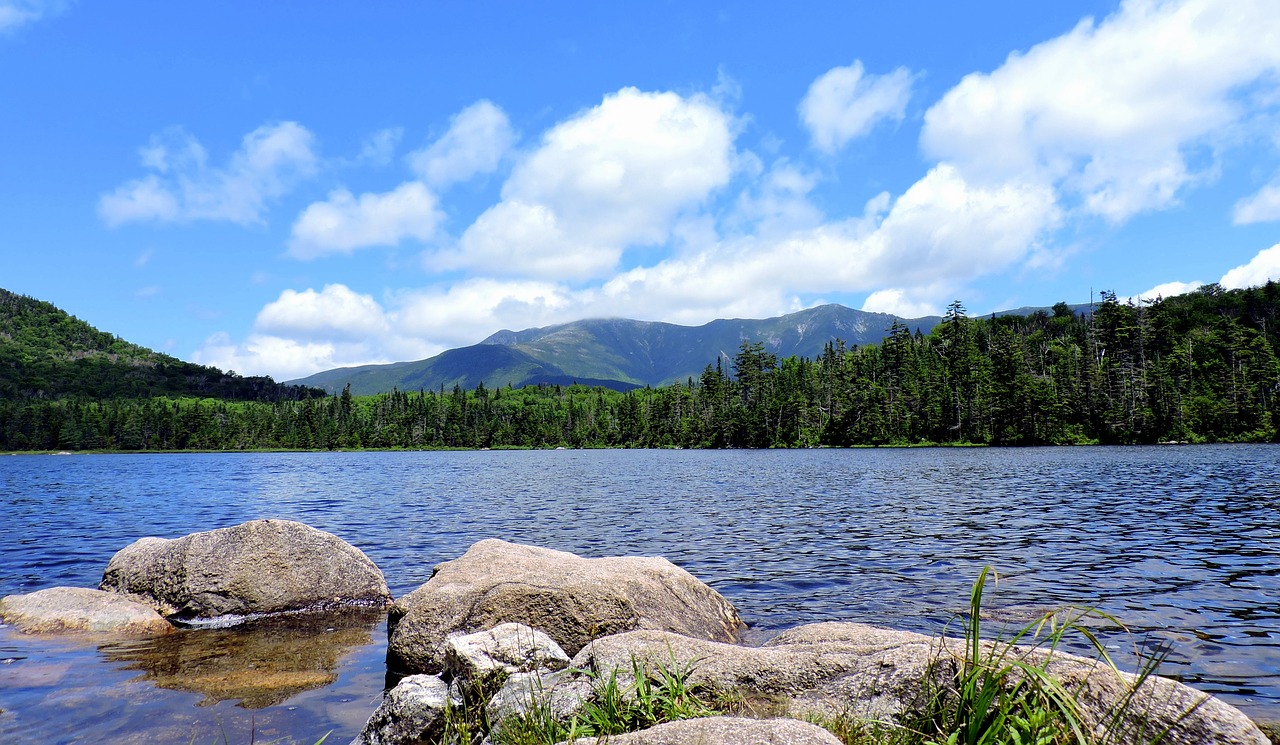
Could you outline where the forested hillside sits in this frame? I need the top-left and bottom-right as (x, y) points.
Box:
(0, 289), (319, 402)
(3, 283), (1276, 451)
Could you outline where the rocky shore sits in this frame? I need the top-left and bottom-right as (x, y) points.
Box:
(0, 519), (1272, 744)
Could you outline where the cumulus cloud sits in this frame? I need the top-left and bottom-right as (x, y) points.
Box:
(288, 181), (444, 259)
(1233, 182), (1280, 224)
(193, 284), (441, 380)
(1221, 242), (1280, 288)
(861, 290), (942, 318)
(99, 122), (319, 226)
(408, 100), (515, 189)
(921, 0), (1280, 222)
(592, 164), (1059, 324)
(446, 87), (736, 280)
(255, 284), (392, 341)
(800, 60), (913, 153)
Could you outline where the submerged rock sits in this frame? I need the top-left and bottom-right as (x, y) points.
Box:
(558, 717), (844, 745)
(98, 606), (382, 708)
(0, 587), (174, 636)
(99, 519), (391, 621)
(387, 539), (745, 674)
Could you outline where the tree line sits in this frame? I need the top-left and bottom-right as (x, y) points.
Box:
(2, 283), (1278, 451)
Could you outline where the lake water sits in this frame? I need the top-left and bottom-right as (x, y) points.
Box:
(1, 446), (1277, 743)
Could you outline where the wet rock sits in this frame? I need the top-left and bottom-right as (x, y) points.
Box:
(387, 539), (744, 674)
(444, 622), (570, 697)
(568, 623), (1270, 745)
(99, 519), (391, 621)
(350, 674), (456, 745)
(558, 717), (844, 745)
(0, 587), (173, 636)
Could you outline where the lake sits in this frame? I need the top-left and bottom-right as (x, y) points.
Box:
(1, 446), (1277, 742)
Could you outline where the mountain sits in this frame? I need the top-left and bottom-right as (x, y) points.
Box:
(0, 288), (319, 401)
(290, 304), (944, 396)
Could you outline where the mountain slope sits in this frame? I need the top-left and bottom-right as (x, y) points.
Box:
(0, 288), (318, 401)
(292, 304), (942, 395)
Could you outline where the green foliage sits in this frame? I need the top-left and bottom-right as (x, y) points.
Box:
(0, 288), (321, 403)
(4, 283), (1280, 451)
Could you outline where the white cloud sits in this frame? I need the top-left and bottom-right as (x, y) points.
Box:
(394, 279), (574, 346)
(255, 284), (392, 341)
(592, 164), (1059, 324)
(1221, 242), (1280, 288)
(288, 181), (443, 259)
(99, 175), (181, 225)
(1128, 280), (1204, 304)
(194, 332), (357, 382)
(800, 60), (913, 153)
(861, 289), (939, 318)
(0, 0), (60, 33)
(448, 87), (736, 279)
(1233, 181), (1280, 224)
(921, 0), (1280, 222)
(99, 122), (319, 226)
(409, 100), (515, 189)
(357, 127), (403, 166)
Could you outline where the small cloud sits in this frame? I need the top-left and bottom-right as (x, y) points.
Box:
(1233, 181), (1280, 225)
(861, 289), (938, 318)
(0, 0), (64, 34)
(356, 127), (403, 167)
(1126, 280), (1203, 304)
(408, 100), (515, 189)
(800, 60), (913, 153)
(133, 248), (156, 268)
(288, 181), (443, 259)
(134, 286), (161, 299)
(99, 122), (319, 227)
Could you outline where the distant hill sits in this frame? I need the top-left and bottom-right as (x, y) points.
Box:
(0, 288), (319, 401)
(290, 304), (946, 395)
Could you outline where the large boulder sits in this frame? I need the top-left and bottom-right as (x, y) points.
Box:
(99, 519), (391, 621)
(558, 717), (844, 745)
(561, 623), (1270, 745)
(386, 539), (745, 674)
(0, 587), (173, 636)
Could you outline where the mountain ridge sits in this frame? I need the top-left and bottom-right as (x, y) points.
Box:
(290, 303), (951, 396)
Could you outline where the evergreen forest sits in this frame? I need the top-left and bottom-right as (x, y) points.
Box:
(2, 283), (1278, 451)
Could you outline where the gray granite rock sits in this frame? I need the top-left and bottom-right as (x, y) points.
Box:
(387, 539), (744, 675)
(100, 519), (391, 621)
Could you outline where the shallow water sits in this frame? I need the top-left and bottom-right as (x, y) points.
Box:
(1, 446), (1277, 742)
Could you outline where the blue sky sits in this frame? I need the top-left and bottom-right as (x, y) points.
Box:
(3, 1), (1279, 381)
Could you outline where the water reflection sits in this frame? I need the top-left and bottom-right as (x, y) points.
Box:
(100, 607), (383, 708)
